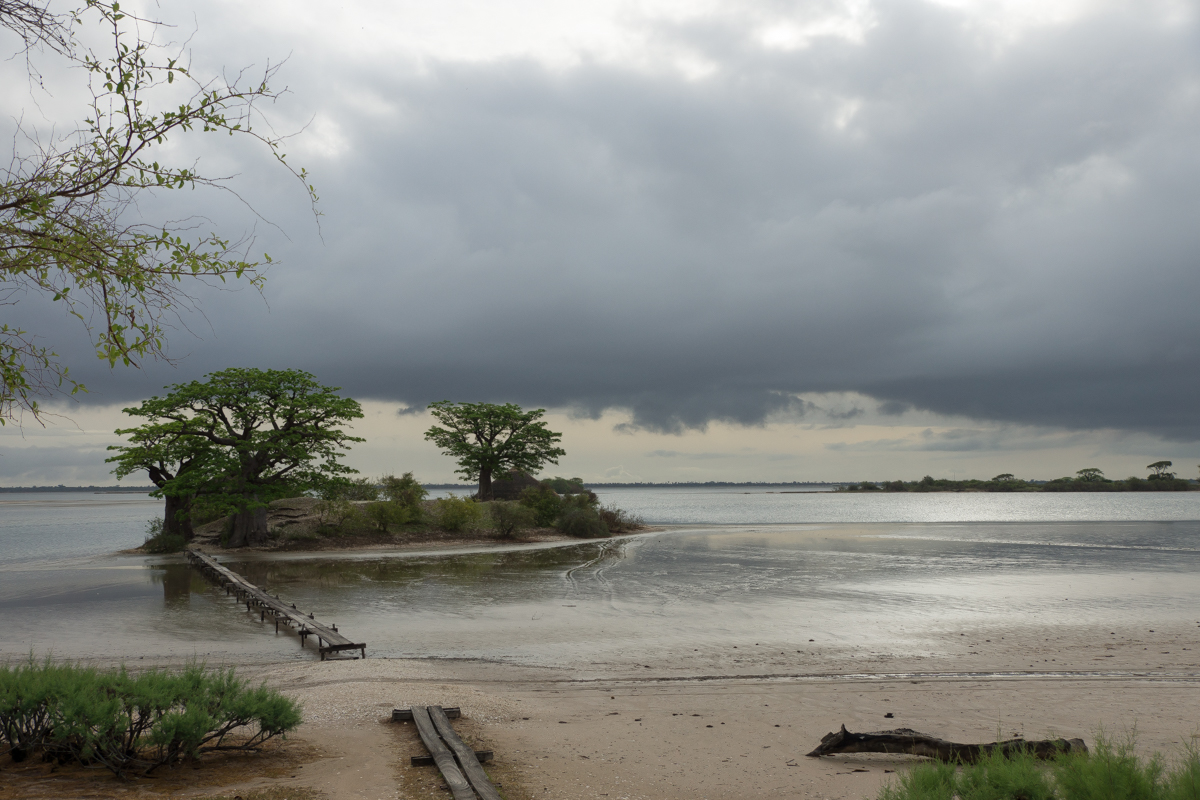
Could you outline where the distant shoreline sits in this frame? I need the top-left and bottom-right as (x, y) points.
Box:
(0, 485), (156, 493)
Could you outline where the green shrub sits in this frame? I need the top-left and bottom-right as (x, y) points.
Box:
(143, 516), (187, 554)
(877, 759), (957, 800)
(0, 659), (301, 776)
(380, 472), (428, 511)
(432, 495), (483, 532)
(519, 484), (564, 527)
(1055, 732), (1162, 800)
(957, 748), (1056, 800)
(342, 477), (380, 501)
(556, 494), (609, 538)
(363, 501), (409, 532)
(542, 476), (587, 494)
(598, 504), (642, 532)
(1163, 742), (1200, 800)
(488, 501), (537, 538)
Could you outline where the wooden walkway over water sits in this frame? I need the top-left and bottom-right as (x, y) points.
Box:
(186, 549), (366, 660)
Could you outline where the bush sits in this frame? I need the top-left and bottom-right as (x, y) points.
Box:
(542, 476), (588, 494)
(0, 659), (301, 777)
(432, 495), (483, 532)
(143, 517), (187, 554)
(342, 477), (380, 501)
(1054, 732), (1162, 800)
(380, 472), (428, 511)
(597, 504), (642, 532)
(519, 484), (564, 527)
(556, 494), (609, 538)
(488, 501), (537, 538)
(874, 731), (1200, 800)
(363, 501), (409, 532)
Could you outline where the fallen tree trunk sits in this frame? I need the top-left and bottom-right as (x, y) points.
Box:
(807, 725), (1087, 763)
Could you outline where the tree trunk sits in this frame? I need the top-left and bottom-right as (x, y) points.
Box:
(478, 468), (493, 501)
(806, 725), (1087, 762)
(162, 494), (195, 541)
(227, 505), (269, 548)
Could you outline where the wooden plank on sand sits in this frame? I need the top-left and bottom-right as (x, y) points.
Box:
(394, 707), (460, 722)
(412, 750), (492, 767)
(429, 705), (503, 800)
(412, 706), (476, 800)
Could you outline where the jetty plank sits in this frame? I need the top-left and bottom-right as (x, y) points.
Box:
(429, 705), (503, 800)
(412, 706), (476, 800)
(186, 549), (365, 659)
(411, 750), (492, 767)
(394, 707), (460, 722)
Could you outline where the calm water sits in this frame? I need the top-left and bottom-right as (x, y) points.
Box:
(2, 490), (1199, 671)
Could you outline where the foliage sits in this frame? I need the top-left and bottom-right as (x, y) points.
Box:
(1, 1), (316, 424)
(877, 759), (957, 800)
(432, 495), (483, 532)
(1054, 732), (1162, 800)
(425, 401), (566, 500)
(598, 504), (643, 532)
(112, 368), (363, 547)
(1075, 468), (1106, 483)
(0, 658), (301, 776)
(542, 476), (587, 494)
(142, 515), (186, 554)
(555, 493), (608, 538)
(519, 484), (564, 527)
(875, 731), (1200, 800)
(364, 500), (414, 532)
(380, 472), (428, 512)
(107, 427), (218, 539)
(1148, 461), (1176, 480)
(957, 748), (1057, 800)
(488, 501), (536, 538)
(341, 477), (380, 501)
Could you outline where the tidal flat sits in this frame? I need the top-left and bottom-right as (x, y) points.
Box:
(3, 490), (1200, 799)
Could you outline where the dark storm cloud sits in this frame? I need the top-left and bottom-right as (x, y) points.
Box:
(25, 1), (1200, 439)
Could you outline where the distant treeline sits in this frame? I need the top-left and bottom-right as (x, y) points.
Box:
(582, 481), (842, 488)
(0, 485), (155, 493)
(840, 467), (1196, 493)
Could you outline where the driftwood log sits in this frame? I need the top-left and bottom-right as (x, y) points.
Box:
(807, 725), (1087, 763)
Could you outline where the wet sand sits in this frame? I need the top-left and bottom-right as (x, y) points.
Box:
(6, 623), (1199, 800)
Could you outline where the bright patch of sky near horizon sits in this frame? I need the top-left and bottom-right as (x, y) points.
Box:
(3, 398), (1195, 486)
(5, 0), (1200, 485)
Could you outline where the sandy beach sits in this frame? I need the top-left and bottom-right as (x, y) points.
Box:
(4, 618), (1199, 800)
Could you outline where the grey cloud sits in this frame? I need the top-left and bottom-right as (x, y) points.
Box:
(19, 1), (1200, 441)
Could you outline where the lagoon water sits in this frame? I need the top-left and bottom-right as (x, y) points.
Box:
(3, 488), (1200, 674)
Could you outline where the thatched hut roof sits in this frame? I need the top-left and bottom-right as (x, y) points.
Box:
(490, 470), (541, 500)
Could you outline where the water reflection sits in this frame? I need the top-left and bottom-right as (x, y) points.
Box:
(148, 562), (207, 605)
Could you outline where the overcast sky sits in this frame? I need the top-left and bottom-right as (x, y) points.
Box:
(4, 0), (1200, 485)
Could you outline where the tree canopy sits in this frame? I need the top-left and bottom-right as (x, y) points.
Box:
(106, 423), (215, 540)
(1, 1), (316, 424)
(1147, 460), (1175, 479)
(424, 401), (566, 501)
(112, 368), (362, 547)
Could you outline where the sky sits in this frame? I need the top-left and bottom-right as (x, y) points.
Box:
(3, 0), (1200, 486)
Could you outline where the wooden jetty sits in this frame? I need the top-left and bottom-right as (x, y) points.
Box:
(396, 705), (501, 800)
(186, 549), (366, 660)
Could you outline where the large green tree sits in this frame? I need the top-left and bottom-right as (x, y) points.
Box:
(1, 1), (315, 424)
(106, 424), (215, 540)
(113, 368), (363, 547)
(425, 401), (566, 501)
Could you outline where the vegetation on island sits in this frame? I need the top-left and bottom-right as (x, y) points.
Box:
(108, 383), (642, 551)
(840, 462), (1196, 493)
(424, 401), (567, 500)
(1, 1), (316, 425)
(0, 659), (301, 777)
(108, 368), (364, 548)
(877, 732), (1200, 800)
